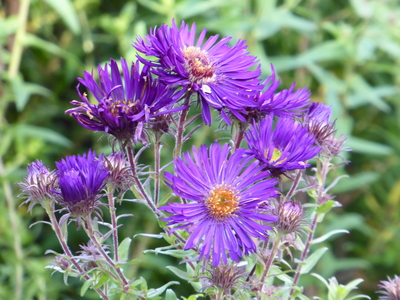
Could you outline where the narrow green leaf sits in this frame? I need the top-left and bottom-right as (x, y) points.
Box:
(311, 230), (349, 244)
(118, 237), (132, 263)
(347, 137), (393, 156)
(14, 124), (71, 147)
(11, 75), (51, 111)
(0, 16), (19, 39)
(44, 0), (81, 34)
(316, 200), (335, 214)
(80, 278), (94, 296)
(147, 281), (179, 298)
(166, 266), (191, 281)
(300, 247), (328, 274)
(93, 273), (109, 289)
(165, 289), (178, 300)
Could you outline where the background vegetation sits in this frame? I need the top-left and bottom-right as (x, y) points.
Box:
(1, 0), (400, 298)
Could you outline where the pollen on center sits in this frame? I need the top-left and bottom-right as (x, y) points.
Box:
(182, 46), (216, 84)
(206, 184), (239, 219)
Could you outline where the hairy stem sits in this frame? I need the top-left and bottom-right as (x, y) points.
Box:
(107, 189), (119, 262)
(126, 144), (161, 217)
(286, 169), (304, 199)
(83, 216), (129, 289)
(232, 121), (248, 151)
(289, 157), (330, 297)
(174, 92), (192, 158)
(45, 206), (109, 300)
(154, 133), (162, 206)
(261, 231), (281, 284)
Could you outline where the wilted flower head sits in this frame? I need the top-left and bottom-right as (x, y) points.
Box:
(18, 160), (57, 210)
(160, 143), (279, 266)
(66, 58), (184, 143)
(240, 65), (310, 123)
(134, 20), (262, 125)
(104, 151), (132, 191)
(302, 102), (347, 157)
(245, 115), (321, 176)
(54, 150), (108, 217)
(377, 275), (400, 300)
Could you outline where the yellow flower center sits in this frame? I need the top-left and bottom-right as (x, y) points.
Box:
(206, 185), (239, 220)
(265, 148), (287, 165)
(182, 46), (216, 85)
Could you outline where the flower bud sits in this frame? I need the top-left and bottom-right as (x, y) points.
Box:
(274, 200), (306, 235)
(18, 160), (57, 211)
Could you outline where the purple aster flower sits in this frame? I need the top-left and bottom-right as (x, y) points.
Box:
(302, 102), (347, 157)
(241, 65), (310, 122)
(134, 20), (262, 125)
(245, 115), (321, 176)
(54, 150), (108, 217)
(160, 143), (279, 267)
(66, 58), (185, 143)
(18, 160), (57, 210)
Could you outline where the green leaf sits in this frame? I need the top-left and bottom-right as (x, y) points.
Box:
(14, 124), (72, 147)
(332, 171), (379, 193)
(300, 247), (328, 274)
(44, 0), (81, 34)
(316, 200), (336, 215)
(147, 281), (179, 299)
(166, 266), (191, 281)
(311, 230), (349, 244)
(80, 278), (94, 296)
(165, 289), (178, 300)
(347, 137), (393, 156)
(144, 248), (196, 258)
(0, 16), (19, 40)
(115, 258), (141, 268)
(93, 273), (109, 289)
(118, 237), (132, 263)
(11, 75), (51, 111)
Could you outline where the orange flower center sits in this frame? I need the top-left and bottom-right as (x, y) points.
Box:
(182, 46), (216, 85)
(206, 185), (239, 219)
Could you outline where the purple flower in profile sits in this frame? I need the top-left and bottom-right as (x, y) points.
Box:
(377, 275), (400, 300)
(66, 59), (185, 143)
(18, 160), (57, 210)
(240, 65), (310, 122)
(302, 102), (346, 157)
(54, 150), (108, 217)
(134, 20), (262, 125)
(245, 115), (321, 176)
(160, 143), (278, 266)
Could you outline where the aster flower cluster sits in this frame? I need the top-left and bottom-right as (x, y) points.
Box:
(17, 19), (372, 300)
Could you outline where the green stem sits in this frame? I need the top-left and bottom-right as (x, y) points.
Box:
(8, 0), (31, 79)
(0, 157), (23, 300)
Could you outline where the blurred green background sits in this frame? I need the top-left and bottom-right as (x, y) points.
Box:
(1, 0), (400, 299)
